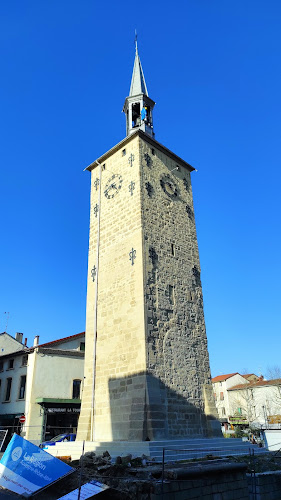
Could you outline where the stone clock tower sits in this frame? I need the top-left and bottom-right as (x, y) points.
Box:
(77, 43), (219, 442)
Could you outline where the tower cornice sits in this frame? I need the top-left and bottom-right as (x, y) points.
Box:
(85, 130), (195, 173)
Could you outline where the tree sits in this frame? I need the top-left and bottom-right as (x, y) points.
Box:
(265, 366), (281, 380)
(229, 385), (262, 426)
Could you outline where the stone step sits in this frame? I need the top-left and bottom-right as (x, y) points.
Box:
(43, 438), (268, 462)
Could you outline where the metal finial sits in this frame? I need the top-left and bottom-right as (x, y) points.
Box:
(135, 30), (138, 54)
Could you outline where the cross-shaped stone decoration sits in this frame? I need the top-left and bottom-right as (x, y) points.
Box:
(128, 153), (135, 167)
(91, 266), (96, 282)
(144, 153), (152, 167)
(129, 248), (136, 266)
(129, 181), (135, 196)
(145, 182), (153, 197)
(94, 178), (100, 191)
(93, 204), (99, 218)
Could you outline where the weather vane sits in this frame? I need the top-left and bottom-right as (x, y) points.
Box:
(135, 29), (138, 53)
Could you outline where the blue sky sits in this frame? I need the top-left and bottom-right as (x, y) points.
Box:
(1, 1), (280, 377)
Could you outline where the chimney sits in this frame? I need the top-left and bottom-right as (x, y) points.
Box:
(33, 335), (40, 347)
(24, 338), (27, 346)
(15, 332), (23, 344)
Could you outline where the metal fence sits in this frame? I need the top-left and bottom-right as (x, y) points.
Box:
(159, 445), (269, 499)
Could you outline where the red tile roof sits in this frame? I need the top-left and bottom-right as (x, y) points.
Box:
(212, 373), (239, 383)
(228, 378), (281, 391)
(37, 332), (85, 348)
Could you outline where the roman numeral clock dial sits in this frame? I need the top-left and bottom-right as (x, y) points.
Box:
(104, 174), (123, 199)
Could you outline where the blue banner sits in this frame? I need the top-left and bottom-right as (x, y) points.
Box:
(0, 434), (73, 497)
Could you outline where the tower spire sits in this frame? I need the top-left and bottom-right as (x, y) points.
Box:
(123, 35), (155, 137)
(135, 29), (138, 54)
(129, 36), (148, 97)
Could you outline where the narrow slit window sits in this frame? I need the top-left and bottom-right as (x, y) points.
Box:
(169, 285), (175, 305)
(171, 243), (175, 256)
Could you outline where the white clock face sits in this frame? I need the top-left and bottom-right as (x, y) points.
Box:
(104, 174), (123, 199)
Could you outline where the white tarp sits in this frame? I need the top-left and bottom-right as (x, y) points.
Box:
(58, 480), (109, 499)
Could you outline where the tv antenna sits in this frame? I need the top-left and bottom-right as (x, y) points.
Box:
(4, 312), (10, 332)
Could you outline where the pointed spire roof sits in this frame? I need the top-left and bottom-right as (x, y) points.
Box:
(129, 35), (148, 97)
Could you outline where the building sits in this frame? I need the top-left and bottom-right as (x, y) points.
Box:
(228, 377), (281, 428)
(212, 372), (281, 430)
(77, 41), (220, 442)
(0, 332), (28, 437)
(0, 331), (27, 356)
(212, 373), (250, 429)
(0, 331), (85, 445)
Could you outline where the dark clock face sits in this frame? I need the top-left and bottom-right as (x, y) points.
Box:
(104, 174), (123, 199)
(160, 175), (178, 198)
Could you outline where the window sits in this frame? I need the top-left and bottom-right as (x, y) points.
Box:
(22, 355), (28, 366)
(237, 407), (242, 415)
(222, 407), (226, 416)
(220, 392), (224, 401)
(122, 149), (126, 156)
(168, 285), (175, 306)
(72, 380), (81, 399)
(79, 342), (85, 352)
(102, 164), (106, 171)
(0, 361), (3, 372)
(171, 243), (175, 256)
(18, 375), (26, 400)
(151, 148), (155, 155)
(5, 378), (12, 401)
(8, 359), (14, 370)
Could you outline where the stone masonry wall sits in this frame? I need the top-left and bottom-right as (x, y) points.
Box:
(78, 135), (147, 441)
(247, 471), (281, 500)
(152, 465), (250, 500)
(139, 136), (218, 438)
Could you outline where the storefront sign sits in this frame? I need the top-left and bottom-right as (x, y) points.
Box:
(229, 416), (248, 425)
(58, 480), (109, 499)
(0, 434), (73, 496)
(46, 407), (80, 414)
